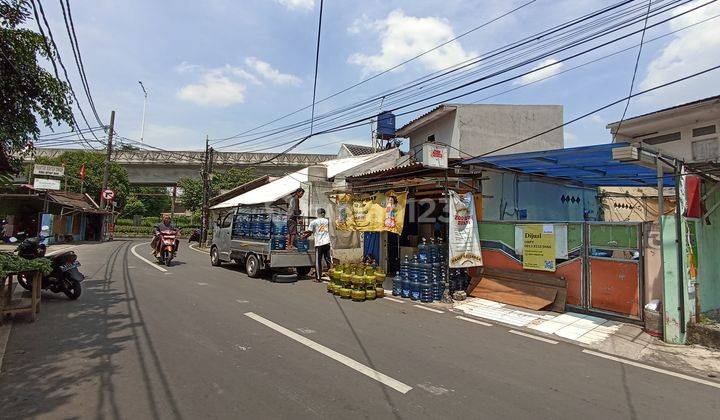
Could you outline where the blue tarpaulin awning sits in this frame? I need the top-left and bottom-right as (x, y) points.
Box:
(462, 142), (675, 187)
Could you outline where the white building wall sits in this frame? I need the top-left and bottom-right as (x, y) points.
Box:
(615, 118), (720, 162)
(406, 104), (564, 159)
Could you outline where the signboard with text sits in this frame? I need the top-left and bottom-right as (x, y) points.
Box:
(33, 164), (65, 177)
(33, 177), (61, 191)
(522, 224), (556, 272)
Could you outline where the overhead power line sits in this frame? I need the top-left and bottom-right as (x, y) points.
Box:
(30, 0), (100, 149)
(209, 0), (539, 144)
(222, 0), (706, 155)
(612, 0), (653, 141)
(463, 63), (720, 161)
(58, 0), (104, 128)
(308, 0), (324, 136)
(215, 0), (685, 151)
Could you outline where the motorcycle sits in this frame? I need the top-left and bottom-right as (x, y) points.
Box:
(13, 234), (85, 300)
(154, 229), (179, 266)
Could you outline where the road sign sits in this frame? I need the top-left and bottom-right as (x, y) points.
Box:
(33, 178), (61, 190)
(102, 189), (115, 201)
(33, 164), (65, 177)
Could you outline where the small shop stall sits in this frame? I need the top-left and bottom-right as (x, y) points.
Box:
(0, 185), (107, 243)
(462, 143), (697, 338)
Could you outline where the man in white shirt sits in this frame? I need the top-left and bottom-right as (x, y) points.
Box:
(306, 208), (331, 282)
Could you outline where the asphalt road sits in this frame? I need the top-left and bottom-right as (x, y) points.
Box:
(1, 240), (718, 419)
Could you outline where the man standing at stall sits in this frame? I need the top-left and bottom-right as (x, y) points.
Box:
(286, 188), (305, 250)
(306, 208), (331, 282)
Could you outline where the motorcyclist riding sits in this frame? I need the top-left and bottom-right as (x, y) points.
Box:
(151, 215), (179, 257)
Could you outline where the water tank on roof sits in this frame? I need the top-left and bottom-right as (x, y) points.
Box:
(376, 112), (396, 139)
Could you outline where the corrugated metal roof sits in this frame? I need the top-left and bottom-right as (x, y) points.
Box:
(341, 143), (375, 156)
(463, 142), (675, 187)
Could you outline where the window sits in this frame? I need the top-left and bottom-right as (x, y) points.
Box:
(221, 213), (233, 228)
(642, 131), (681, 145)
(692, 138), (719, 161)
(427, 134), (435, 142)
(692, 125), (716, 137)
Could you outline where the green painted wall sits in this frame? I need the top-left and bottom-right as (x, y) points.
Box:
(661, 216), (684, 344)
(478, 222), (515, 249)
(696, 185), (720, 313)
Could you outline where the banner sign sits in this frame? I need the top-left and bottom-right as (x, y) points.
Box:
(33, 164), (64, 177)
(522, 224), (556, 272)
(448, 190), (483, 267)
(334, 190), (407, 234)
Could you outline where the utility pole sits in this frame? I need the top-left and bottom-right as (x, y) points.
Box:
(201, 136), (213, 246)
(101, 110), (115, 241)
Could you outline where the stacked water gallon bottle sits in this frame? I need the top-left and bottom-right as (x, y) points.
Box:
(392, 238), (449, 303)
(233, 211), (291, 250)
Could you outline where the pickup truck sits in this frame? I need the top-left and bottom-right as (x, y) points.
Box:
(209, 208), (314, 279)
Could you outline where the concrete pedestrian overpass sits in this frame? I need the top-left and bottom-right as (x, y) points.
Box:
(27, 148), (336, 186)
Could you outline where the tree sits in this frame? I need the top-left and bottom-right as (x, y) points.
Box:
(129, 186), (171, 216)
(178, 168), (254, 212)
(1, 1), (74, 172)
(122, 196), (146, 217)
(26, 150), (130, 207)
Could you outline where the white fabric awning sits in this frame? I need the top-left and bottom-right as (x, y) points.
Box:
(210, 149), (398, 210)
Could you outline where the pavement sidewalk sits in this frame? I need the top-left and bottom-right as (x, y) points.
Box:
(453, 297), (720, 378)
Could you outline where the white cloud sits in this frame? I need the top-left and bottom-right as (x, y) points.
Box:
(347, 9), (475, 73)
(176, 58), (300, 107)
(276, 0), (314, 11)
(174, 61), (201, 74)
(244, 57), (301, 86)
(589, 114), (605, 125)
(178, 68), (246, 107)
(638, 1), (720, 105)
(516, 58), (564, 85)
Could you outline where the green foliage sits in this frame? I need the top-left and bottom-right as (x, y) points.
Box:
(25, 150), (130, 207)
(178, 168), (254, 212)
(122, 196), (146, 217)
(128, 186), (171, 216)
(1, 1), (74, 172)
(0, 252), (52, 279)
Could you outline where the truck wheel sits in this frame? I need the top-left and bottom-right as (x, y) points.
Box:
(210, 246), (221, 266)
(245, 254), (261, 278)
(296, 266), (311, 277)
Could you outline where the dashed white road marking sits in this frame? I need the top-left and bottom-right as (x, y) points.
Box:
(383, 296), (404, 304)
(236, 299), (249, 304)
(130, 242), (167, 272)
(197, 282), (209, 286)
(456, 315), (493, 327)
(244, 312), (413, 394)
(508, 330), (558, 344)
(582, 350), (720, 389)
(414, 305), (445, 314)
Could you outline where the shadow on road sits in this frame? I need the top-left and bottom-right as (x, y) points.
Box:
(0, 241), (184, 419)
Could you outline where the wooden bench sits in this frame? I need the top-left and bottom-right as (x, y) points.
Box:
(467, 267), (567, 313)
(1, 270), (41, 323)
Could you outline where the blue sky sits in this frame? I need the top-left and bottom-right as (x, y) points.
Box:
(37, 0), (720, 153)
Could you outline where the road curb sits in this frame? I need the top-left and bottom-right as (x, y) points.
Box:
(0, 322), (11, 374)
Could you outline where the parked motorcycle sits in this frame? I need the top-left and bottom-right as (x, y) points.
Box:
(154, 229), (179, 266)
(13, 234), (85, 300)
